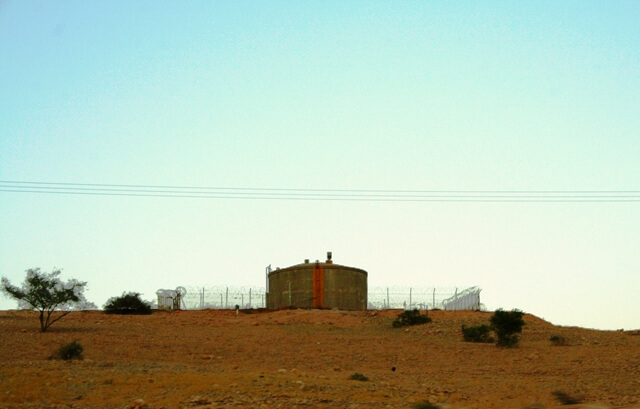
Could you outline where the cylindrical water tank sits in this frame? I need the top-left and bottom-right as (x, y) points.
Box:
(266, 253), (367, 310)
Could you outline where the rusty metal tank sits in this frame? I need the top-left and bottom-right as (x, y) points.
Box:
(266, 252), (368, 310)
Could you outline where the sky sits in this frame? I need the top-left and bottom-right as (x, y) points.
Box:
(1, 1), (639, 330)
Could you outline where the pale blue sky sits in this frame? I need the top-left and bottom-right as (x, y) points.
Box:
(1, 1), (639, 330)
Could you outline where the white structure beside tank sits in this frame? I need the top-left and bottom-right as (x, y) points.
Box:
(156, 287), (187, 310)
(442, 286), (481, 310)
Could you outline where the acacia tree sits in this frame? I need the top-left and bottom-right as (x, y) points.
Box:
(1, 268), (93, 332)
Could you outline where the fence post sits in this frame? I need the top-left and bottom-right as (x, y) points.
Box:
(454, 287), (458, 311)
(433, 288), (435, 309)
(386, 287), (389, 309)
(409, 287), (412, 309)
(249, 288), (252, 309)
(225, 287), (229, 309)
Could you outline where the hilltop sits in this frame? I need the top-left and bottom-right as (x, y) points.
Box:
(0, 309), (639, 409)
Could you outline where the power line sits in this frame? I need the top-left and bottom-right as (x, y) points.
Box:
(1, 181), (639, 202)
(2, 180), (639, 193)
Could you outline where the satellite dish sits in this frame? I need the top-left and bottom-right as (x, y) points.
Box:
(175, 286), (188, 310)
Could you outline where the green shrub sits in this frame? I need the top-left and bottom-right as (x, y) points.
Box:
(349, 372), (369, 381)
(392, 309), (432, 328)
(461, 324), (494, 343)
(103, 292), (152, 315)
(489, 309), (525, 347)
(56, 340), (83, 360)
(549, 335), (568, 346)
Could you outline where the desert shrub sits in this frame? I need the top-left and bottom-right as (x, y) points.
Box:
(552, 390), (582, 405)
(461, 324), (494, 343)
(392, 309), (432, 328)
(56, 340), (83, 360)
(490, 309), (525, 347)
(549, 335), (568, 346)
(103, 292), (152, 315)
(349, 373), (368, 381)
(413, 402), (439, 409)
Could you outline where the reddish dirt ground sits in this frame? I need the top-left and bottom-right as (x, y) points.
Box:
(1, 308), (639, 409)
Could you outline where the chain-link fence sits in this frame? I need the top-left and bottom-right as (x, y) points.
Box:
(367, 286), (481, 310)
(179, 286), (266, 310)
(168, 285), (481, 311)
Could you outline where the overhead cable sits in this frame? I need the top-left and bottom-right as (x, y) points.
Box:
(1, 180), (639, 202)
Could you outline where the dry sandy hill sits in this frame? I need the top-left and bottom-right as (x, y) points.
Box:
(0, 308), (639, 409)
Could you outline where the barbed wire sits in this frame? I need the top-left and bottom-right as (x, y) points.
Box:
(165, 285), (480, 310)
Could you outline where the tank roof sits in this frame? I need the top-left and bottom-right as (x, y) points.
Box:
(271, 260), (367, 275)
(269, 252), (367, 275)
